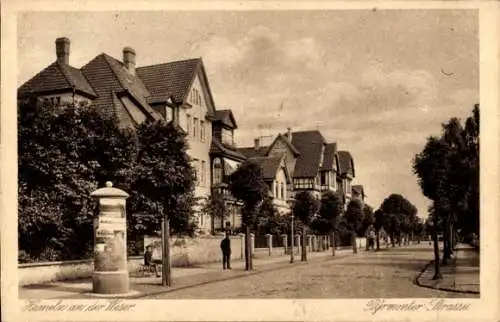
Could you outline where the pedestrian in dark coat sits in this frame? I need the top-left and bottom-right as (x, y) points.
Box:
(220, 231), (231, 270)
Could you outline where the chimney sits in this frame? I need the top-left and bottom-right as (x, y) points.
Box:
(55, 37), (70, 65)
(287, 127), (292, 141)
(123, 47), (136, 75)
(254, 138), (260, 150)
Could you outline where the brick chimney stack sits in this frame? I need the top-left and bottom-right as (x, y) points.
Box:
(123, 47), (136, 75)
(55, 37), (70, 65)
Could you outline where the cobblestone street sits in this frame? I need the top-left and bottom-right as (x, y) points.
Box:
(149, 244), (476, 299)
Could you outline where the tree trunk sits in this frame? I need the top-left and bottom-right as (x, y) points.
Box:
(331, 231), (336, 256)
(391, 232), (395, 247)
(301, 227), (307, 262)
(244, 224), (253, 271)
(351, 232), (357, 254)
(442, 218), (451, 265)
(432, 221), (442, 280)
(210, 214), (215, 235)
(161, 216), (172, 287)
(376, 229), (380, 251)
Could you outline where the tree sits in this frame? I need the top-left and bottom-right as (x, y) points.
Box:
(361, 204), (374, 250)
(373, 209), (388, 250)
(429, 205), (442, 280)
(361, 204), (374, 235)
(344, 199), (364, 253)
(255, 196), (281, 235)
(229, 160), (268, 270)
(132, 120), (196, 286)
(293, 191), (320, 262)
(18, 99), (137, 261)
(202, 189), (230, 234)
(379, 194), (415, 247)
(413, 104), (479, 264)
(318, 191), (344, 256)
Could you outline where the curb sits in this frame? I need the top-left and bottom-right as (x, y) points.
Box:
(414, 259), (480, 295)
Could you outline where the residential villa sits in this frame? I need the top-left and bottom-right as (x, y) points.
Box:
(18, 37), (366, 234)
(18, 37), (227, 233)
(239, 130), (359, 213)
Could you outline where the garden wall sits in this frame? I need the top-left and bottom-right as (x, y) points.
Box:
(19, 235), (244, 286)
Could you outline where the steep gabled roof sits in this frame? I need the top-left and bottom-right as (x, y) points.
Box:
(267, 134), (300, 156)
(213, 109), (238, 129)
(321, 143), (338, 171)
(237, 146), (269, 158)
(80, 53), (160, 122)
(136, 58), (217, 117)
(18, 61), (96, 98)
(338, 150), (355, 177)
(210, 138), (247, 161)
(136, 58), (199, 104)
(291, 130), (326, 178)
(248, 155), (285, 181)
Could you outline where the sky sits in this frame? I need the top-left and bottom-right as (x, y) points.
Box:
(17, 10), (479, 217)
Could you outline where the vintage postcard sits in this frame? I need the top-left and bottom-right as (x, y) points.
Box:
(1, 0), (499, 321)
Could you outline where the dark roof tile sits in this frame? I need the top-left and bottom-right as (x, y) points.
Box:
(80, 54), (160, 122)
(136, 58), (200, 103)
(237, 146), (269, 158)
(248, 155), (284, 180)
(18, 61), (96, 98)
(321, 143), (338, 171)
(213, 109), (237, 129)
(338, 150), (355, 177)
(210, 138), (247, 161)
(291, 131), (326, 178)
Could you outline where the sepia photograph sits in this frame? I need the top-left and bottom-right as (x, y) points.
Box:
(2, 1), (499, 321)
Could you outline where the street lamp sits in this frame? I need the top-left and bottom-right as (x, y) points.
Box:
(287, 197), (296, 263)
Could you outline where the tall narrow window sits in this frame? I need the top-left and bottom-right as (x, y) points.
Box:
(193, 118), (198, 138)
(200, 120), (205, 142)
(201, 160), (206, 185)
(281, 183), (285, 200)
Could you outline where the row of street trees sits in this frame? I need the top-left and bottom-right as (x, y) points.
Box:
(226, 156), (381, 270)
(19, 99), (197, 286)
(413, 104), (479, 279)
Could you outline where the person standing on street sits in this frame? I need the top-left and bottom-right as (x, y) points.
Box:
(220, 231), (231, 270)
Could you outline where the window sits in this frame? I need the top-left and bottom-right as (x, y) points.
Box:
(281, 183), (285, 200)
(201, 160), (206, 185)
(193, 118), (198, 138)
(274, 182), (279, 198)
(320, 172), (327, 186)
(221, 128), (233, 146)
(200, 121), (205, 142)
(213, 158), (222, 185)
(165, 106), (173, 122)
(186, 114), (192, 134)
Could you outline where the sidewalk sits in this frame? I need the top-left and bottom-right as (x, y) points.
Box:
(20, 248), (353, 299)
(415, 244), (479, 295)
